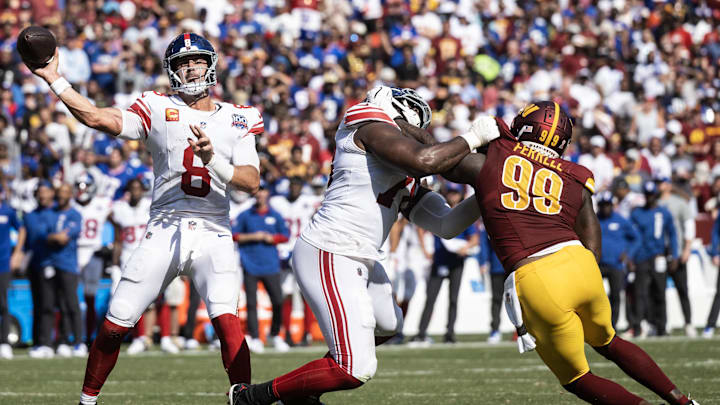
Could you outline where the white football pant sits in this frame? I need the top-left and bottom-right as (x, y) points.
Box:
(291, 238), (403, 382)
(106, 217), (239, 328)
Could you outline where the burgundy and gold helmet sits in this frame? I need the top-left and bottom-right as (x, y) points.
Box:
(510, 101), (573, 157)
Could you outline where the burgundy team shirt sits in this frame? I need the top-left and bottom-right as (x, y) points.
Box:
(474, 118), (595, 273)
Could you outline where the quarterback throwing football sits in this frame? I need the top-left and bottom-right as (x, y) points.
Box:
(30, 33), (258, 405)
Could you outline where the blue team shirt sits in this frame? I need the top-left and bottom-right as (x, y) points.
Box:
(630, 205), (678, 262)
(478, 230), (504, 275)
(433, 225), (478, 267)
(0, 202), (22, 273)
(710, 215), (720, 257)
(233, 206), (289, 276)
(24, 207), (55, 269)
(48, 207), (82, 273)
(598, 211), (640, 271)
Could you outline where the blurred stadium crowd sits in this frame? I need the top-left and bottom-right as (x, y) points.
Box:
(1, 0), (720, 358)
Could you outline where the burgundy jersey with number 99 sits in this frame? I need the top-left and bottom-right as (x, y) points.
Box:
(474, 118), (595, 273)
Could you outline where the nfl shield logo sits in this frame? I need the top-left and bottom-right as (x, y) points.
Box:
(188, 221), (197, 231)
(231, 114), (247, 130)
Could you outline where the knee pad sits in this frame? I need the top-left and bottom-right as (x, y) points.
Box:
(106, 298), (141, 328)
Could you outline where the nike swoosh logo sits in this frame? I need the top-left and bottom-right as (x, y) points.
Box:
(218, 234), (230, 237)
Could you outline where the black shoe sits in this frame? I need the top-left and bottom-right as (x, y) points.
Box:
(443, 333), (457, 344)
(228, 383), (253, 405)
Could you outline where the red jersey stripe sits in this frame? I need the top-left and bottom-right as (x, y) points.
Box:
(128, 104), (150, 137)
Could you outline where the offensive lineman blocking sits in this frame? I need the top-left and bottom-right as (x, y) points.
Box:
(28, 33), (258, 405)
(230, 87), (494, 404)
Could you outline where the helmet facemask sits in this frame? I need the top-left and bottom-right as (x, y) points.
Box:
(164, 51), (218, 96)
(391, 88), (432, 129)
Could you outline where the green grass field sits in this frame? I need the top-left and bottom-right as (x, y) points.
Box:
(1, 336), (718, 404)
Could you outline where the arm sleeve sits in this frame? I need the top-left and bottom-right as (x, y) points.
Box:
(408, 191), (482, 239)
(232, 133), (260, 171)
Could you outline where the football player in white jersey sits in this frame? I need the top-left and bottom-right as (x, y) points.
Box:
(30, 33), (258, 405)
(230, 87), (498, 404)
(269, 176), (321, 346)
(72, 173), (113, 347)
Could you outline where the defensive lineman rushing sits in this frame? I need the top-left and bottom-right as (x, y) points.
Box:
(28, 33), (259, 405)
(229, 87), (495, 404)
(415, 101), (698, 405)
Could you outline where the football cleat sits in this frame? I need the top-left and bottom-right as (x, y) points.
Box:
(702, 327), (714, 339)
(228, 383), (254, 405)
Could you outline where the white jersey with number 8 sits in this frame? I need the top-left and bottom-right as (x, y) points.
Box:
(120, 91), (262, 228)
(301, 102), (419, 261)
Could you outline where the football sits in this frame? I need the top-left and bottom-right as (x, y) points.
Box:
(16, 26), (57, 69)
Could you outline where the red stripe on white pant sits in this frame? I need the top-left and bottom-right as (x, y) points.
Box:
(328, 251), (352, 374)
(318, 250), (342, 370)
(320, 250), (351, 374)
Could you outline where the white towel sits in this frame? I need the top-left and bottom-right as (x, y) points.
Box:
(503, 271), (537, 353)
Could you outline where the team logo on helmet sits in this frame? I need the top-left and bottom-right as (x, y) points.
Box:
(231, 114), (247, 130)
(511, 101), (573, 158)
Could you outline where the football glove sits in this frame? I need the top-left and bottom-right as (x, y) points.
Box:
(459, 115), (501, 151)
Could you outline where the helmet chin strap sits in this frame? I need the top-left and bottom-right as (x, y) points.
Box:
(522, 141), (560, 158)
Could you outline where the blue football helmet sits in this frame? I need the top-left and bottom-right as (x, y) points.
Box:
(74, 173), (97, 204)
(163, 33), (218, 95)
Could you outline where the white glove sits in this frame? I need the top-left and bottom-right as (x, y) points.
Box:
(459, 115), (501, 150)
(365, 86), (401, 121)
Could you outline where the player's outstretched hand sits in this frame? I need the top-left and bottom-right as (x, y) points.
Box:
(188, 124), (214, 165)
(31, 47), (60, 83)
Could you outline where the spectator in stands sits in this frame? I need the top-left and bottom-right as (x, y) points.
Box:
(597, 191), (640, 328)
(578, 135), (615, 192)
(411, 183), (478, 344)
(630, 181), (678, 338)
(233, 182), (289, 354)
(44, 183), (83, 357)
(0, 191), (24, 359)
(658, 178), (697, 337)
(478, 226), (504, 344)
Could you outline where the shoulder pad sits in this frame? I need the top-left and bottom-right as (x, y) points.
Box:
(344, 102), (398, 128)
